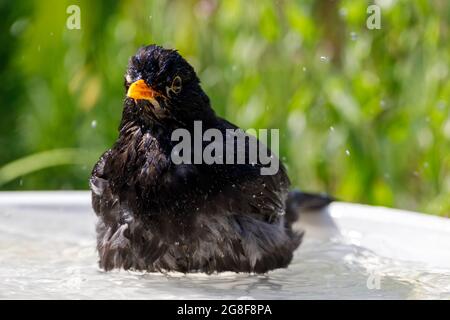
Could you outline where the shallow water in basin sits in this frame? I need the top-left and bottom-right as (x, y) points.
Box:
(0, 198), (449, 299)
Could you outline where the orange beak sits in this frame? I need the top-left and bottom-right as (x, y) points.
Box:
(126, 79), (161, 109)
(127, 79), (156, 101)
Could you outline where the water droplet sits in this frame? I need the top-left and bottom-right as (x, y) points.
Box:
(231, 184), (236, 188)
(345, 150), (350, 156)
(330, 126), (335, 132)
(320, 56), (328, 62)
(252, 195), (256, 198)
(10, 18), (29, 37)
(91, 120), (97, 128)
(174, 242), (180, 246)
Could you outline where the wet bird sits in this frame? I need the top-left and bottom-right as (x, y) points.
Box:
(90, 45), (332, 273)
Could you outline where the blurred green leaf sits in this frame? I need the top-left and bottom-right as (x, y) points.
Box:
(0, 149), (96, 186)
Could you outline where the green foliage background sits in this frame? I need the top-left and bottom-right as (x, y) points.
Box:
(0, 0), (449, 216)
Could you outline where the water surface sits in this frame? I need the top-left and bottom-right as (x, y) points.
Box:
(0, 192), (449, 299)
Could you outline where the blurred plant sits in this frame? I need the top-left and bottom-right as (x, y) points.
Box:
(0, 0), (449, 216)
(0, 148), (95, 186)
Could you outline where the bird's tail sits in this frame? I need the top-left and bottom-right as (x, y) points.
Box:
(285, 190), (334, 225)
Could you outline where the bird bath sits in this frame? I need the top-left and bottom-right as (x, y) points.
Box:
(0, 191), (449, 299)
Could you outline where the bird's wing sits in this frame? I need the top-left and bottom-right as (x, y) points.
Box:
(90, 149), (121, 221)
(200, 117), (290, 222)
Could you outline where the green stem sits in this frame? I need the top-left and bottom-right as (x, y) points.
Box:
(0, 148), (95, 186)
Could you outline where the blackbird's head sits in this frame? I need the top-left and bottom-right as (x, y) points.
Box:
(123, 45), (213, 128)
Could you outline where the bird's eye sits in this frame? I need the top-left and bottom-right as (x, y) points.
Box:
(171, 76), (182, 94)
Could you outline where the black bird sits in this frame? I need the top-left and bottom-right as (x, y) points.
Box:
(90, 45), (332, 273)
